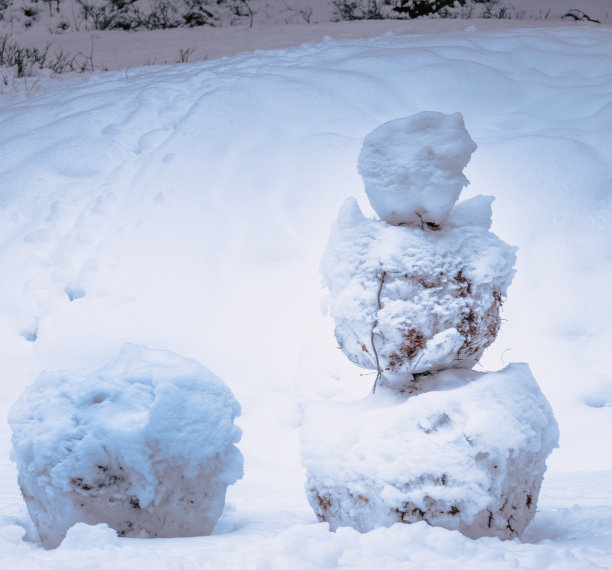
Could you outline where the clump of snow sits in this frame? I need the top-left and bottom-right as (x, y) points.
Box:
(301, 364), (559, 539)
(8, 344), (243, 549)
(358, 112), (477, 227)
(321, 194), (516, 390)
(59, 523), (119, 550)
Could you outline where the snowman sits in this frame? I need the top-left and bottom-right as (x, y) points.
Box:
(302, 113), (558, 539)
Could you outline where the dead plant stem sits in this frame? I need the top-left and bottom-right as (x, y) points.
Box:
(371, 270), (386, 394)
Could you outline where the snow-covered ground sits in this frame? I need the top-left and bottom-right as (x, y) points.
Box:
(1, 11), (612, 570)
(2, 0), (610, 35)
(2, 0), (611, 74)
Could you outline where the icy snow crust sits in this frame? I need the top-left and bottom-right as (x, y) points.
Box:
(302, 364), (558, 539)
(358, 112), (477, 226)
(8, 345), (243, 548)
(1, 22), (612, 570)
(322, 195), (516, 389)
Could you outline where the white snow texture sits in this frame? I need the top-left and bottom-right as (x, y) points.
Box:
(311, 112), (556, 540)
(301, 364), (559, 539)
(358, 112), (477, 227)
(1, 17), (612, 569)
(321, 191), (516, 390)
(8, 344), (243, 548)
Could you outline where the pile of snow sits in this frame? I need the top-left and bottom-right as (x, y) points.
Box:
(301, 364), (559, 539)
(8, 344), (243, 549)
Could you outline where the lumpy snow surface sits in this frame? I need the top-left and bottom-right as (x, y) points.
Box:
(358, 112), (477, 226)
(8, 345), (243, 548)
(312, 112), (554, 539)
(1, 22), (611, 569)
(321, 194), (516, 388)
(301, 364), (559, 539)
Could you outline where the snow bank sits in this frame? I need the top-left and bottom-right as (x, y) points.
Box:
(8, 344), (243, 549)
(321, 195), (515, 390)
(358, 112), (477, 227)
(301, 364), (559, 540)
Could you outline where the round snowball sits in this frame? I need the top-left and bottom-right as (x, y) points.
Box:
(9, 344), (243, 549)
(301, 364), (559, 540)
(358, 112), (477, 226)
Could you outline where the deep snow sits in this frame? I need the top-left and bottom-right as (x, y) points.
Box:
(1, 17), (612, 570)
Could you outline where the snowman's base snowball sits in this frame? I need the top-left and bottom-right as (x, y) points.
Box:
(9, 344), (243, 549)
(301, 364), (558, 540)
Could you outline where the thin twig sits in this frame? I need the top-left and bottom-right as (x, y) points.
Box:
(371, 270), (386, 394)
(410, 352), (424, 374)
(500, 348), (511, 368)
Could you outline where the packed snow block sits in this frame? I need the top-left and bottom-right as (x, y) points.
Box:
(358, 112), (477, 227)
(8, 344), (243, 549)
(301, 364), (559, 540)
(321, 197), (516, 391)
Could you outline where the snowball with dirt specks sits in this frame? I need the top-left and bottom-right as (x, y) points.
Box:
(321, 197), (516, 391)
(358, 112), (477, 227)
(301, 364), (559, 540)
(8, 344), (243, 549)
